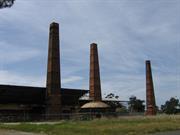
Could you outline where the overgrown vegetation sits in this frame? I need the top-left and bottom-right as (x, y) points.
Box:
(128, 96), (145, 113)
(0, 115), (180, 135)
(161, 97), (180, 114)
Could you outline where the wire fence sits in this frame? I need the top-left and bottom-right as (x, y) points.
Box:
(0, 112), (145, 122)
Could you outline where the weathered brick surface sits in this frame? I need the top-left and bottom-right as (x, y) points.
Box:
(46, 22), (61, 114)
(146, 60), (156, 115)
(89, 43), (102, 101)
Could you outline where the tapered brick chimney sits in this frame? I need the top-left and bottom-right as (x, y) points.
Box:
(89, 43), (102, 101)
(81, 43), (109, 110)
(146, 60), (156, 115)
(46, 22), (61, 114)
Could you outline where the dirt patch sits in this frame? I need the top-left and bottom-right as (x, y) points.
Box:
(0, 130), (46, 135)
(151, 131), (180, 135)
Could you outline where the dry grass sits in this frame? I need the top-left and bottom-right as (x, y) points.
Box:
(0, 115), (180, 135)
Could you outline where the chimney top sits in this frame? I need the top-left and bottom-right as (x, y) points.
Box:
(146, 60), (151, 64)
(90, 43), (97, 45)
(50, 22), (59, 28)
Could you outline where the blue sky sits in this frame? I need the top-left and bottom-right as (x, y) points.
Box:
(0, 0), (179, 106)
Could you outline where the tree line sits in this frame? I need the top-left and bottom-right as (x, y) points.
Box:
(0, 0), (15, 9)
(105, 93), (180, 114)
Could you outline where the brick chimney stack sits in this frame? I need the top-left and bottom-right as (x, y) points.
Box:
(89, 43), (102, 101)
(146, 60), (156, 115)
(46, 22), (61, 114)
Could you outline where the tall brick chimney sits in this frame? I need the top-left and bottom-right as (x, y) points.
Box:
(46, 22), (61, 114)
(146, 60), (156, 115)
(89, 43), (102, 101)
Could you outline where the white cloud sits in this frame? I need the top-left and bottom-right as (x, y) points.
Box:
(0, 41), (41, 64)
(0, 70), (45, 87)
(62, 76), (83, 84)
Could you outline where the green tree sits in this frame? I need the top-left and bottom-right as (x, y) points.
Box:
(161, 97), (180, 114)
(0, 0), (15, 9)
(128, 96), (145, 113)
(105, 93), (122, 108)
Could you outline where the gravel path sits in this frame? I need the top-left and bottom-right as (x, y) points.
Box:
(150, 131), (180, 135)
(0, 130), (46, 135)
(1, 130), (180, 135)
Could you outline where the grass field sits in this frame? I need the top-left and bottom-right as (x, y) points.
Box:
(0, 115), (180, 135)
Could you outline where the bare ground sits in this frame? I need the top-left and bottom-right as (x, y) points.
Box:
(151, 131), (180, 135)
(1, 129), (180, 135)
(0, 130), (46, 135)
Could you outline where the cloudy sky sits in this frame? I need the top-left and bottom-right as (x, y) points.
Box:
(0, 0), (179, 106)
